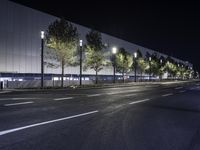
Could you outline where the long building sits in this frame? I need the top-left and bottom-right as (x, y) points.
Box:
(0, 0), (192, 84)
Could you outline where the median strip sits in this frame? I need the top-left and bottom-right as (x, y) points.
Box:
(129, 99), (150, 105)
(162, 93), (173, 97)
(4, 101), (34, 106)
(0, 110), (98, 136)
(54, 97), (73, 101)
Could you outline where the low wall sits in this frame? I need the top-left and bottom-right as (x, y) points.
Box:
(7, 80), (94, 89)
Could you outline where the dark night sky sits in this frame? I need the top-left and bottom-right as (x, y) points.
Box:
(11, 0), (200, 71)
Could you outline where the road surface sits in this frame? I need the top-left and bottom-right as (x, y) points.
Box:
(0, 81), (200, 150)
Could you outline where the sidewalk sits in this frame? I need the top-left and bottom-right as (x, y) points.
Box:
(2, 79), (199, 92)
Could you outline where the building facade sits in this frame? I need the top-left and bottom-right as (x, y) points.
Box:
(0, 0), (192, 83)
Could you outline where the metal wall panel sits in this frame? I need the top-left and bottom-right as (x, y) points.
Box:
(0, 0), (192, 76)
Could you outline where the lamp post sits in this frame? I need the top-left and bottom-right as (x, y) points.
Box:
(160, 59), (163, 81)
(149, 56), (151, 81)
(112, 47), (117, 83)
(79, 40), (83, 86)
(41, 31), (44, 89)
(134, 52), (137, 82)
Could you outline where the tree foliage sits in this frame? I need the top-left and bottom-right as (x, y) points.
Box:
(115, 48), (133, 82)
(45, 18), (79, 87)
(84, 30), (106, 84)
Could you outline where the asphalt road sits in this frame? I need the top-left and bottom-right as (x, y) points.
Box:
(0, 81), (200, 150)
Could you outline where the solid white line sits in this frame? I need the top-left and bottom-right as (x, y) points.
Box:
(175, 87), (183, 90)
(4, 101), (34, 106)
(162, 93), (173, 97)
(129, 99), (150, 105)
(54, 97), (73, 101)
(87, 94), (102, 97)
(0, 110), (98, 136)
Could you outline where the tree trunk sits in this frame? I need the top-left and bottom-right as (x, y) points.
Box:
(122, 71), (125, 83)
(140, 72), (143, 82)
(61, 59), (64, 88)
(95, 70), (98, 84)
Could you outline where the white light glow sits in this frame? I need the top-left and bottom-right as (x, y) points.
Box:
(149, 57), (151, 61)
(134, 52), (137, 58)
(41, 31), (45, 39)
(112, 47), (117, 54)
(80, 40), (83, 47)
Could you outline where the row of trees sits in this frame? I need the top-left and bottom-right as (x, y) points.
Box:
(44, 18), (194, 86)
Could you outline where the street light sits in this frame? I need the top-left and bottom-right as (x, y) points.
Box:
(134, 52), (137, 82)
(149, 56), (151, 81)
(112, 47), (117, 83)
(79, 40), (83, 86)
(41, 31), (44, 89)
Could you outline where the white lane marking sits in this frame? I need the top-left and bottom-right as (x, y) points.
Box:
(87, 94), (102, 97)
(12, 98), (38, 100)
(4, 101), (34, 106)
(124, 94), (137, 97)
(106, 92), (118, 95)
(145, 85), (152, 88)
(162, 93), (173, 97)
(129, 99), (150, 105)
(0, 110), (98, 136)
(106, 89), (138, 95)
(179, 90), (186, 93)
(175, 87), (183, 90)
(0, 91), (11, 94)
(54, 97), (73, 101)
(0, 98), (38, 101)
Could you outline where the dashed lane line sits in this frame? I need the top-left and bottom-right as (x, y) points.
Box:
(175, 87), (183, 90)
(87, 94), (102, 97)
(106, 89), (138, 95)
(0, 98), (39, 101)
(0, 110), (98, 136)
(129, 98), (150, 105)
(124, 94), (137, 97)
(0, 91), (12, 94)
(162, 93), (173, 97)
(4, 101), (34, 106)
(54, 97), (74, 101)
(179, 90), (186, 93)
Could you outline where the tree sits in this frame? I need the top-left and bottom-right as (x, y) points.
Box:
(134, 49), (147, 81)
(115, 48), (133, 83)
(164, 57), (178, 79)
(84, 30), (106, 84)
(158, 56), (166, 80)
(150, 53), (160, 77)
(137, 57), (147, 81)
(45, 18), (79, 87)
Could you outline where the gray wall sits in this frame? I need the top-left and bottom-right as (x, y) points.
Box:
(0, 0), (192, 76)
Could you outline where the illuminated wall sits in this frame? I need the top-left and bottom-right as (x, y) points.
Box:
(0, 0), (191, 76)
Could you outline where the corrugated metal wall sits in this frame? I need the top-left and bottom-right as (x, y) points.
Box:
(0, 0), (191, 76)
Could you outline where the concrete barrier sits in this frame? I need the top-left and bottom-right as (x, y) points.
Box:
(7, 80), (93, 89)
